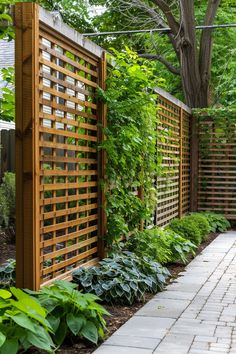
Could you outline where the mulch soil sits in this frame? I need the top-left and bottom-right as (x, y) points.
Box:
(0, 230), (220, 353)
(0, 230), (15, 264)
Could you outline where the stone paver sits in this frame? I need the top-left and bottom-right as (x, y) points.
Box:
(93, 232), (236, 354)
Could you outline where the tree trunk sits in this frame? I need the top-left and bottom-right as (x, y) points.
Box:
(178, 0), (205, 108)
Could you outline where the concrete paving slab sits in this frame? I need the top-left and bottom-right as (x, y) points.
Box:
(94, 346), (153, 354)
(135, 298), (190, 318)
(114, 316), (175, 338)
(104, 335), (161, 349)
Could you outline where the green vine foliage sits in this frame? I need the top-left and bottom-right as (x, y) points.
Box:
(98, 48), (164, 247)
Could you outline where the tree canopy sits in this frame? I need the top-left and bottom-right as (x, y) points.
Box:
(0, 0), (235, 107)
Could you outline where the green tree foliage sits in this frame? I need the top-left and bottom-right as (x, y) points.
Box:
(88, 0), (236, 107)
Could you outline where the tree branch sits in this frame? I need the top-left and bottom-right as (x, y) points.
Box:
(150, 0), (180, 35)
(138, 53), (181, 75)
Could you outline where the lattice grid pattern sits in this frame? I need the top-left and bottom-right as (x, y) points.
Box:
(156, 96), (191, 226)
(38, 29), (101, 284)
(198, 117), (236, 219)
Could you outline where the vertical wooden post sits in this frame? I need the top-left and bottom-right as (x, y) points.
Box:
(15, 3), (40, 290)
(179, 107), (183, 217)
(190, 115), (199, 212)
(97, 51), (107, 259)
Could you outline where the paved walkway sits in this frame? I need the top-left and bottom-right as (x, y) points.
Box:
(94, 232), (236, 354)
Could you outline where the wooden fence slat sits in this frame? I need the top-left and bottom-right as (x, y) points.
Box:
(15, 2), (41, 289)
(190, 115), (199, 212)
(97, 51), (107, 259)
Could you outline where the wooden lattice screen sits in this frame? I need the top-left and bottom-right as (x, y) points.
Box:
(155, 89), (191, 227)
(198, 116), (236, 219)
(15, 3), (106, 290)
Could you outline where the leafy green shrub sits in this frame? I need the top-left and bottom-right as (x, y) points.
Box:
(0, 287), (54, 353)
(169, 232), (197, 263)
(29, 280), (108, 346)
(0, 259), (15, 289)
(187, 213), (211, 241)
(169, 216), (202, 245)
(200, 212), (230, 233)
(126, 228), (196, 264)
(126, 228), (172, 264)
(0, 172), (15, 228)
(73, 252), (170, 305)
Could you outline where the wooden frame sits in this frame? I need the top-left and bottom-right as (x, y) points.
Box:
(15, 3), (106, 290)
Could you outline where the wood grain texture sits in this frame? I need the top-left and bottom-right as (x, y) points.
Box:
(15, 3), (106, 289)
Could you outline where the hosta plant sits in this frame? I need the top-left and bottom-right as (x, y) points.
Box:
(0, 288), (54, 354)
(73, 252), (170, 305)
(28, 280), (108, 346)
(0, 259), (15, 289)
(200, 212), (230, 233)
(126, 228), (197, 264)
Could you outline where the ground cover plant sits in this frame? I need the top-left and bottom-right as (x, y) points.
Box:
(73, 252), (170, 305)
(200, 212), (231, 233)
(28, 280), (108, 346)
(126, 228), (197, 264)
(0, 259), (15, 289)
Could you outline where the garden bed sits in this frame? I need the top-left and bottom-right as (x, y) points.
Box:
(0, 229), (15, 264)
(0, 231), (220, 354)
(37, 231), (219, 354)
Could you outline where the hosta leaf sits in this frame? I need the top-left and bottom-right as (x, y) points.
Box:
(0, 332), (6, 347)
(66, 313), (85, 336)
(0, 339), (18, 354)
(81, 321), (98, 344)
(0, 290), (11, 299)
(7, 312), (36, 333)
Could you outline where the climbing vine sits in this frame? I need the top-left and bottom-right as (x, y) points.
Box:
(98, 48), (165, 247)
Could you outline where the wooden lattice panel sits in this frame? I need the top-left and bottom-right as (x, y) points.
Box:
(182, 110), (191, 214)
(198, 117), (236, 219)
(156, 97), (181, 226)
(39, 30), (100, 285)
(156, 93), (191, 227)
(15, 3), (106, 289)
